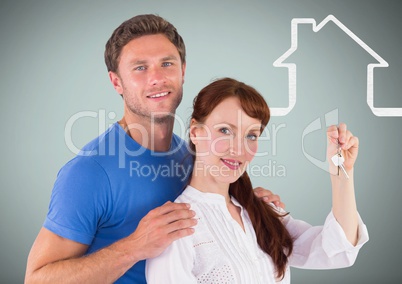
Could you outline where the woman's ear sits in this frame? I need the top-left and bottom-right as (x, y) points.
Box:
(189, 118), (200, 145)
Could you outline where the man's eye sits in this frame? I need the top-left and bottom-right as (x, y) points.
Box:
(134, 66), (145, 71)
(162, 62), (172, 67)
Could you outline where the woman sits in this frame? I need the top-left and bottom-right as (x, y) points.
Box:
(145, 77), (368, 283)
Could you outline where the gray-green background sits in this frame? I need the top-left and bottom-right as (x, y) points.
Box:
(1, 0), (401, 283)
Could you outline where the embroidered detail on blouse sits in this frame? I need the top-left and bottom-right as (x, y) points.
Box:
(197, 265), (235, 283)
(194, 240), (214, 247)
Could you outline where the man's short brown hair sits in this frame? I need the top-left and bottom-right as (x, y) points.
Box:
(104, 14), (186, 73)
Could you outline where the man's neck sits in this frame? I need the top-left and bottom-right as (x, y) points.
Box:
(119, 115), (174, 152)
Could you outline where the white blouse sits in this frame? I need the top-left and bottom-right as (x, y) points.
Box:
(146, 185), (369, 284)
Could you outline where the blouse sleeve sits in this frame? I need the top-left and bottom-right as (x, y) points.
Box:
(145, 235), (197, 284)
(283, 209), (369, 269)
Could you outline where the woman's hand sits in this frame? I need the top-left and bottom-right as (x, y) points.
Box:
(327, 123), (359, 174)
(327, 123), (360, 245)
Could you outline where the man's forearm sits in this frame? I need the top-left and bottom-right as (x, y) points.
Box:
(26, 238), (139, 284)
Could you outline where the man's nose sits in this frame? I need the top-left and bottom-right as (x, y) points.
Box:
(149, 66), (166, 85)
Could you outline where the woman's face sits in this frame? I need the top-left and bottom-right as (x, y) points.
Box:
(191, 96), (262, 185)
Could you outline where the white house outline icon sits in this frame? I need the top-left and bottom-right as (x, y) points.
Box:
(272, 15), (402, 117)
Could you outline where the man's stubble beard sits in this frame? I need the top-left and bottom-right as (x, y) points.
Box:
(124, 87), (183, 125)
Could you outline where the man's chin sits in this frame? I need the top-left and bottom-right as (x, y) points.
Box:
(150, 112), (176, 124)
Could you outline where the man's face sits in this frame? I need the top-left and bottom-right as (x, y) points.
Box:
(110, 34), (186, 124)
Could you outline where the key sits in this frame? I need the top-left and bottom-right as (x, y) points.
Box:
(331, 152), (349, 179)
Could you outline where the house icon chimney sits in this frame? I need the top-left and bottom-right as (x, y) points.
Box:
(272, 15), (401, 117)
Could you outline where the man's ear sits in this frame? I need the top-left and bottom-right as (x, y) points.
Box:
(109, 71), (123, 95)
(181, 62), (186, 84)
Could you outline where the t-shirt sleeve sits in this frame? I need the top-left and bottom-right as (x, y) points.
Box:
(43, 157), (111, 245)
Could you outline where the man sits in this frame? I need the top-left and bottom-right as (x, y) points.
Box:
(25, 14), (283, 283)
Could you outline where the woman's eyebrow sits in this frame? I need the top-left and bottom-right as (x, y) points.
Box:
(213, 122), (238, 129)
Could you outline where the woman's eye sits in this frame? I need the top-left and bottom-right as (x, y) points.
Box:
(247, 134), (258, 141)
(220, 128), (231, 135)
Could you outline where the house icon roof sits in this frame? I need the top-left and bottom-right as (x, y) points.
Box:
(272, 14), (401, 117)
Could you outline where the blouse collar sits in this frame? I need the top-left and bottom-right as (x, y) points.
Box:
(183, 185), (243, 209)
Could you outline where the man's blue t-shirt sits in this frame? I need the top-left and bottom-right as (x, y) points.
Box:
(44, 122), (193, 283)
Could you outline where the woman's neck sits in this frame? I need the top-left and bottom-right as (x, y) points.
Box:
(189, 173), (245, 231)
(190, 178), (231, 204)
(189, 173), (231, 205)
